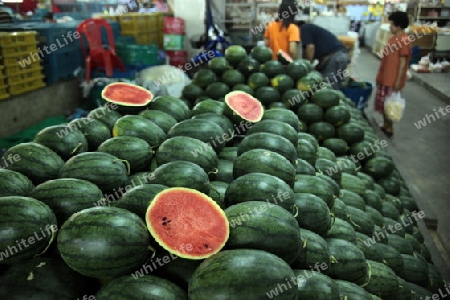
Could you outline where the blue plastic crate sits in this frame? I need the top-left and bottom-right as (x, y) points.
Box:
(42, 48), (83, 84)
(91, 67), (137, 80)
(341, 82), (373, 111)
(97, 21), (120, 46)
(20, 22), (82, 52)
(53, 12), (90, 20)
(116, 35), (136, 44)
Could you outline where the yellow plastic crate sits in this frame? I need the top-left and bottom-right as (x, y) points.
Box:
(1, 43), (39, 57)
(0, 86), (9, 100)
(142, 13), (159, 29)
(4, 60), (41, 76)
(118, 13), (160, 34)
(118, 13), (148, 35)
(2, 52), (41, 67)
(0, 32), (37, 47)
(157, 32), (164, 48)
(156, 13), (164, 28)
(135, 32), (159, 45)
(0, 74), (6, 87)
(96, 15), (119, 22)
(6, 67), (43, 85)
(8, 77), (45, 96)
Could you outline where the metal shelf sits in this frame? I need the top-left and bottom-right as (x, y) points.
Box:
(417, 16), (450, 19)
(256, 3), (279, 7)
(420, 6), (449, 8)
(225, 3), (253, 7)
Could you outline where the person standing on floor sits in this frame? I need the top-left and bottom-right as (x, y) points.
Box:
(375, 11), (411, 137)
(264, 2), (300, 61)
(297, 21), (350, 89)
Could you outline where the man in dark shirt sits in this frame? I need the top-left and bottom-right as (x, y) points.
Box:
(298, 22), (350, 89)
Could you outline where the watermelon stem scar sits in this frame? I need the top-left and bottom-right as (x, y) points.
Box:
(146, 187), (229, 260)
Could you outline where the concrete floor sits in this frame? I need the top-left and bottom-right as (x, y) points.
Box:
(353, 49), (450, 281)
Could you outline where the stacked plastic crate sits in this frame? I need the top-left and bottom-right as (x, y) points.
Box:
(0, 66), (7, 100)
(0, 32), (45, 97)
(30, 23), (84, 84)
(118, 13), (159, 46)
(163, 17), (187, 67)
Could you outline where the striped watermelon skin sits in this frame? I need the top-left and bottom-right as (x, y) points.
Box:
(388, 235), (414, 255)
(224, 172), (295, 211)
(335, 280), (372, 300)
(57, 206), (150, 278)
(97, 136), (153, 174)
(0, 258), (91, 299)
(365, 206), (384, 227)
(151, 161), (210, 194)
(354, 232), (383, 263)
(0, 196), (57, 264)
(33, 125), (88, 160)
(224, 201), (301, 265)
(69, 118), (112, 151)
(28, 178), (104, 226)
(139, 110), (178, 134)
(294, 175), (335, 209)
(340, 189), (366, 211)
(233, 149), (296, 188)
(340, 173), (366, 196)
(2, 142), (64, 184)
(88, 106), (122, 130)
(95, 274), (187, 300)
(363, 260), (399, 300)
(346, 206), (375, 236)
(326, 238), (368, 285)
(0, 169), (34, 197)
(156, 136), (218, 173)
(324, 218), (356, 243)
(292, 193), (332, 235)
(400, 254), (429, 287)
(113, 184), (169, 221)
(376, 243), (405, 276)
(167, 119), (226, 153)
(213, 159), (233, 183)
(112, 115), (167, 148)
(294, 270), (340, 300)
(149, 95), (191, 122)
(59, 152), (129, 193)
(292, 228), (331, 275)
(237, 132), (297, 165)
(331, 199), (349, 221)
(188, 249), (297, 299)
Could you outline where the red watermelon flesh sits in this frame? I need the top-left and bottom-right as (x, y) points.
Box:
(224, 91), (264, 123)
(146, 187), (229, 260)
(102, 82), (153, 106)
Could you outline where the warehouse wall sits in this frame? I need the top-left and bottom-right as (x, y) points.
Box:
(170, 0), (206, 58)
(0, 80), (81, 139)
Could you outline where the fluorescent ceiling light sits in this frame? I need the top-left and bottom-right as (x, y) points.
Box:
(1, 0), (24, 3)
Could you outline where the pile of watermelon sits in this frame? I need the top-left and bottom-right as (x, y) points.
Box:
(0, 44), (446, 299)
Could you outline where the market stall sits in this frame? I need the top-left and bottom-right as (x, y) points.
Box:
(0, 1), (448, 298)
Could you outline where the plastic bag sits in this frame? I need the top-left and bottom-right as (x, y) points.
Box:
(384, 92), (405, 122)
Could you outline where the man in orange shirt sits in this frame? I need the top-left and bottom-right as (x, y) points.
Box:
(264, 2), (300, 60)
(375, 11), (411, 136)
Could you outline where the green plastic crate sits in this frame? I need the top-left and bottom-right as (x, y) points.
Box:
(163, 34), (185, 51)
(116, 44), (159, 65)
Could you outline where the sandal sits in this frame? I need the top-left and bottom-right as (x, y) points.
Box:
(380, 126), (393, 137)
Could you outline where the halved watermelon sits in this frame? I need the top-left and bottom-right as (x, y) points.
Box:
(277, 49), (293, 65)
(224, 91), (264, 123)
(146, 187), (229, 260)
(102, 82), (153, 107)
